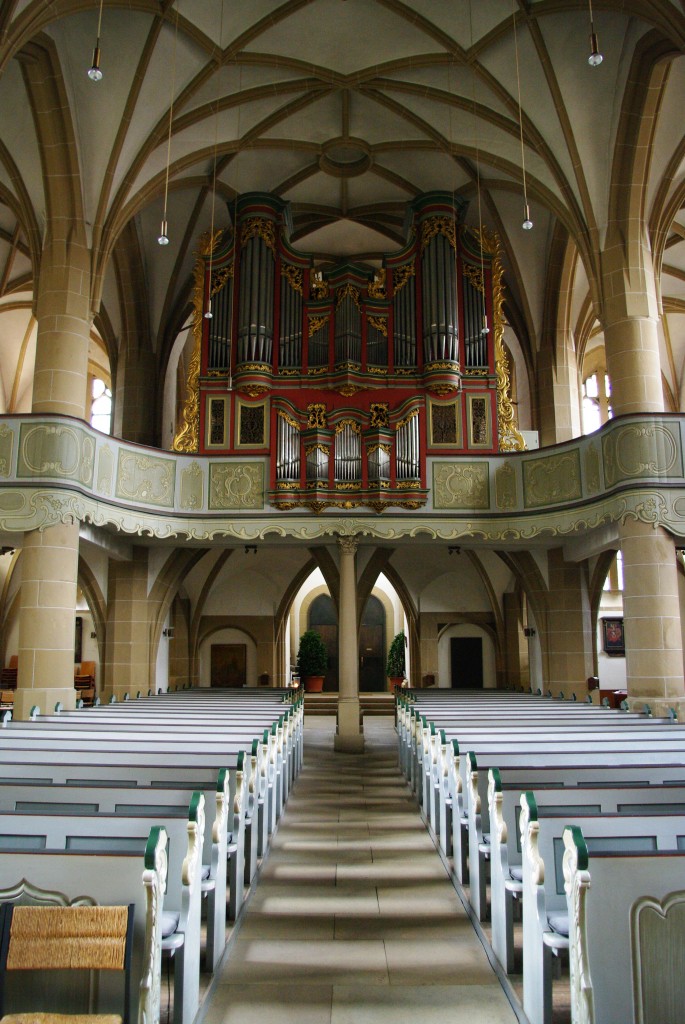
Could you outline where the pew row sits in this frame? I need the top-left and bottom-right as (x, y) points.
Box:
(0, 825), (168, 1024)
(562, 827), (685, 1024)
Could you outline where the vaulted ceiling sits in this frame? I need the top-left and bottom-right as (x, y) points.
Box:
(0, 0), (683, 429)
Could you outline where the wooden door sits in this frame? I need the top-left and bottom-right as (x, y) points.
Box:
(211, 644), (247, 688)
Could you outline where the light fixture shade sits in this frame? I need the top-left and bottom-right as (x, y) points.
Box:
(588, 31), (603, 66)
(204, 303), (213, 320)
(522, 203), (533, 230)
(157, 219), (169, 245)
(88, 45), (102, 81)
(481, 315), (490, 336)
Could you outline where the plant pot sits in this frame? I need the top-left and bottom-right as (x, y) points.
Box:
(303, 675), (325, 693)
(388, 676), (404, 692)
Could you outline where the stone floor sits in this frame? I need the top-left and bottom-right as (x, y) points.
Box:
(197, 715), (521, 1024)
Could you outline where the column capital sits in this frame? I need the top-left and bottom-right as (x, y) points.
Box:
(337, 535), (359, 556)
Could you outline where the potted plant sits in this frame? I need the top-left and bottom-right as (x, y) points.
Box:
(297, 629), (328, 693)
(386, 630), (406, 689)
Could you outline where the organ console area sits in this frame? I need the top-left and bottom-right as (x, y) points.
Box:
(173, 191), (523, 513)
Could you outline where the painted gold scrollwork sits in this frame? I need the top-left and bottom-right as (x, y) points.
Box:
(396, 408), (420, 430)
(392, 262), (415, 295)
(463, 263), (484, 294)
(240, 217), (276, 257)
(335, 283), (361, 310)
(370, 403), (389, 428)
(421, 216), (456, 252)
(474, 226), (525, 452)
(367, 315), (388, 337)
(308, 314), (330, 337)
(334, 419), (361, 434)
(367, 270), (386, 299)
(276, 409), (299, 430)
(305, 443), (330, 457)
(281, 263), (303, 295)
(307, 404), (327, 428)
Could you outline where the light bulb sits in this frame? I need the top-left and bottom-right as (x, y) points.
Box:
(157, 219), (169, 246)
(204, 304), (213, 320)
(88, 46), (102, 81)
(588, 31), (603, 66)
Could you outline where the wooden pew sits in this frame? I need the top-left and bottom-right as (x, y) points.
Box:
(0, 825), (168, 1024)
(0, 795), (207, 1024)
(562, 827), (685, 1024)
(486, 768), (685, 972)
(519, 793), (685, 1024)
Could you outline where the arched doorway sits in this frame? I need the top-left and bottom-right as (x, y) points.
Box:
(308, 594), (338, 691)
(359, 594), (386, 692)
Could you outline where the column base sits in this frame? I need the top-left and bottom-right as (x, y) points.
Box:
(13, 687), (77, 719)
(626, 695), (685, 719)
(335, 697), (364, 753)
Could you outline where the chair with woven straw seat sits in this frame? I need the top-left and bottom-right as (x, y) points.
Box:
(0, 903), (135, 1024)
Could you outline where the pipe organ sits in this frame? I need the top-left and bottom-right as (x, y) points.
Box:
(174, 191), (523, 512)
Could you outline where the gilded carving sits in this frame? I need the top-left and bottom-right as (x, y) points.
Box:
(278, 369), (299, 377)
(603, 423), (681, 487)
(495, 462), (517, 510)
(523, 450), (581, 508)
(180, 462), (204, 510)
(367, 315), (388, 337)
(338, 385), (363, 396)
(433, 463), (489, 509)
(307, 367), (327, 376)
(209, 463), (264, 510)
(276, 409), (299, 431)
(307, 404), (327, 428)
(310, 271), (329, 300)
(174, 231), (222, 452)
(0, 423), (14, 477)
(238, 363), (271, 373)
(367, 270), (386, 299)
(116, 451), (175, 507)
(335, 283), (361, 310)
(305, 443), (330, 457)
(240, 217), (276, 257)
(420, 216), (456, 252)
(370, 404), (389, 428)
(470, 227), (525, 452)
(396, 408), (420, 431)
(463, 263), (484, 294)
(334, 419), (361, 434)
(308, 314), (330, 337)
(367, 443), (391, 455)
(392, 262), (415, 295)
(335, 482), (359, 490)
(281, 263), (303, 295)
(585, 443), (601, 494)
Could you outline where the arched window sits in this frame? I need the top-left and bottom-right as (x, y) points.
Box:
(90, 377), (112, 434)
(582, 370), (612, 434)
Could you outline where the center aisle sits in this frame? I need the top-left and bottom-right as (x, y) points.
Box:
(199, 715), (519, 1024)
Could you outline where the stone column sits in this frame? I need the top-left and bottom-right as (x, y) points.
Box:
(335, 536), (364, 753)
(15, 237), (92, 718)
(620, 519), (684, 714)
(544, 549), (594, 698)
(601, 233), (663, 415)
(104, 550), (151, 700)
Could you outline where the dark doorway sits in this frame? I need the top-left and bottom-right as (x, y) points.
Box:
(359, 594), (386, 692)
(309, 594), (338, 691)
(450, 636), (483, 688)
(211, 644), (247, 687)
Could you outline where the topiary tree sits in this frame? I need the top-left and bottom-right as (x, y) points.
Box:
(297, 629), (328, 679)
(386, 630), (406, 680)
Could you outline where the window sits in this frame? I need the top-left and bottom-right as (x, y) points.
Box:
(90, 377), (112, 434)
(582, 370), (612, 434)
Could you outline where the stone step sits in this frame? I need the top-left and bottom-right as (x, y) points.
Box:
(303, 692), (396, 716)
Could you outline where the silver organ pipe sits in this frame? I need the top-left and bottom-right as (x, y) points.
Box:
(393, 271), (416, 368)
(396, 414), (420, 480)
(237, 233), (274, 365)
(366, 324), (386, 367)
(334, 423), (361, 482)
(279, 271), (303, 368)
(463, 272), (487, 367)
(422, 232), (458, 363)
(276, 415), (300, 481)
(335, 293), (362, 363)
(306, 445), (328, 484)
(309, 323), (328, 368)
(207, 267), (233, 371)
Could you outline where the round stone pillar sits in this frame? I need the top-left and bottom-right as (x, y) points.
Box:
(620, 519), (685, 715)
(334, 536), (364, 753)
(15, 236), (91, 717)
